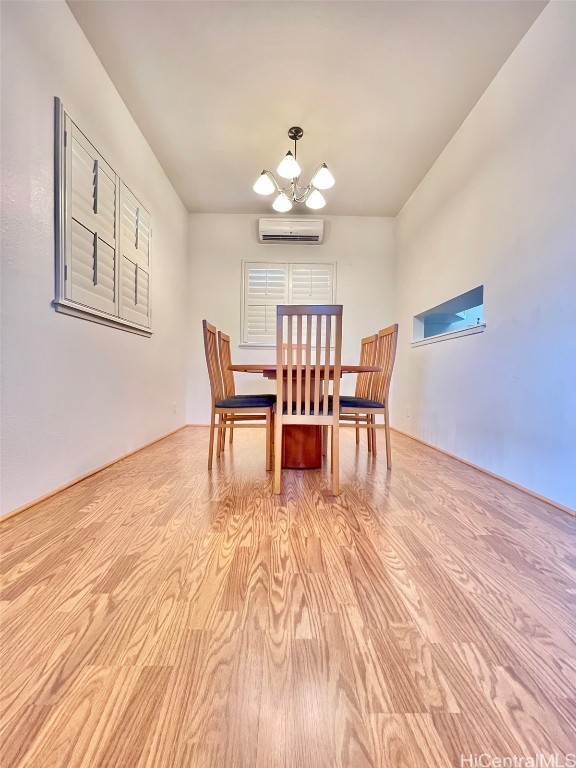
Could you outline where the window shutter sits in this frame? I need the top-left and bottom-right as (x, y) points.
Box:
(119, 183), (151, 327)
(288, 264), (334, 304)
(66, 122), (117, 315)
(241, 261), (336, 346)
(243, 263), (288, 344)
(289, 264), (335, 347)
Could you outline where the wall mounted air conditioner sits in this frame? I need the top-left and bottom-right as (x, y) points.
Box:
(258, 218), (324, 244)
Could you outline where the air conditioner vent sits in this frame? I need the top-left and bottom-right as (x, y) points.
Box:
(262, 234), (319, 242)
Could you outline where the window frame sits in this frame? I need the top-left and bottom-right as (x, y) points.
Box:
(53, 98), (152, 336)
(240, 260), (337, 348)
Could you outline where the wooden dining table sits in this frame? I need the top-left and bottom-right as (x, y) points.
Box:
(229, 364), (380, 469)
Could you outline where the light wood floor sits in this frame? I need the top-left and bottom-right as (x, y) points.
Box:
(1, 427), (575, 767)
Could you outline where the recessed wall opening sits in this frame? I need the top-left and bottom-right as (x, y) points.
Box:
(413, 285), (485, 346)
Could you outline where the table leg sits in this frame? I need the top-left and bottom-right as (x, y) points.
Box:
(282, 425), (322, 469)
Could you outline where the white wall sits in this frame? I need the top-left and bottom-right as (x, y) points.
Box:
(187, 215), (396, 424)
(0, 1), (189, 516)
(393, 1), (576, 510)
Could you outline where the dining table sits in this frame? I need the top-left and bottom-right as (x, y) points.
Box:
(229, 363), (380, 469)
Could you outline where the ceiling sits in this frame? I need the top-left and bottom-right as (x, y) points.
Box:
(68, 0), (546, 217)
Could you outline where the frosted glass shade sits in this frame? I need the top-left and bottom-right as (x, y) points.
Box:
(276, 151), (301, 180)
(253, 172), (275, 195)
(311, 163), (335, 190)
(305, 189), (326, 210)
(272, 193), (293, 212)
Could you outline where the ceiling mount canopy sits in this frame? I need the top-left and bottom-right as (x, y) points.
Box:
(253, 126), (335, 212)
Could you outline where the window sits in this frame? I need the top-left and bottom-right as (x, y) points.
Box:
(241, 261), (336, 346)
(54, 99), (152, 335)
(412, 286), (485, 346)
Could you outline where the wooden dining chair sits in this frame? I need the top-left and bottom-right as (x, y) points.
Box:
(340, 324), (398, 468)
(217, 330), (267, 449)
(273, 305), (343, 495)
(340, 333), (378, 450)
(202, 320), (275, 470)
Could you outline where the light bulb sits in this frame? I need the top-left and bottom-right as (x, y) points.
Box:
(305, 189), (326, 210)
(276, 151), (301, 180)
(253, 171), (275, 195)
(272, 193), (293, 213)
(311, 163), (335, 190)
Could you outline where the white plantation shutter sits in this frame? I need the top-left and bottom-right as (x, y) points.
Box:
(55, 101), (153, 335)
(119, 183), (151, 328)
(66, 123), (117, 315)
(242, 261), (336, 345)
(243, 263), (288, 344)
(288, 264), (335, 348)
(288, 264), (334, 304)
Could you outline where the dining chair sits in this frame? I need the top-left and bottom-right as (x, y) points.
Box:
(273, 305), (343, 495)
(340, 333), (378, 450)
(202, 320), (275, 470)
(340, 324), (398, 468)
(217, 330), (267, 449)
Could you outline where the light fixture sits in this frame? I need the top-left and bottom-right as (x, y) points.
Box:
(253, 126), (335, 211)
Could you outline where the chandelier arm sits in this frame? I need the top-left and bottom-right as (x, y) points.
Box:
(293, 188), (311, 203)
(309, 164), (326, 186)
(263, 171), (283, 193)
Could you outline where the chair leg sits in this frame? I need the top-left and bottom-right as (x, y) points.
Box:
(322, 426), (328, 456)
(330, 426), (334, 472)
(384, 407), (392, 469)
(220, 416), (226, 451)
(217, 415), (225, 457)
(372, 415), (377, 457)
(367, 415), (372, 452)
(265, 409), (271, 472)
(208, 412), (216, 470)
(229, 425), (234, 444)
(273, 414), (283, 494)
(355, 418), (360, 445)
(331, 422), (340, 495)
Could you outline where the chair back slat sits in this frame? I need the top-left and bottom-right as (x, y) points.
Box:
(323, 315), (332, 416)
(202, 320), (224, 404)
(372, 324), (399, 404)
(295, 314), (303, 412)
(355, 334), (378, 399)
(276, 305), (343, 420)
(286, 316), (293, 414)
(314, 319), (322, 416)
(217, 331), (235, 398)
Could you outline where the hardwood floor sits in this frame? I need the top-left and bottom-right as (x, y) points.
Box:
(1, 427), (575, 767)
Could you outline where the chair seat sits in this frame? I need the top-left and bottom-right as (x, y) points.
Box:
(340, 395), (385, 409)
(216, 394), (276, 409)
(280, 401), (333, 416)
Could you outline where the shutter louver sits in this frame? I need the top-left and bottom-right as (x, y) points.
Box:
(288, 264), (335, 348)
(70, 221), (116, 314)
(289, 265), (334, 304)
(119, 183), (151, 328)
(66, 124), (117, 315)
(243, 264), (288, 344)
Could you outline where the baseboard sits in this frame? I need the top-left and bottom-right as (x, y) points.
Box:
(391, 428), (575, 517)
(0, 426), (187, 523)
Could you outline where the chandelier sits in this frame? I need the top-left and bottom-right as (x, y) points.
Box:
(252, 126), (335, 212)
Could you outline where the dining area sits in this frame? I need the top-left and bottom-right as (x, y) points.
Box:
(202, 305), (398, 495)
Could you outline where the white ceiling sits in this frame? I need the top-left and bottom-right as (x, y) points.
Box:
(68, 0), (546, 216)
